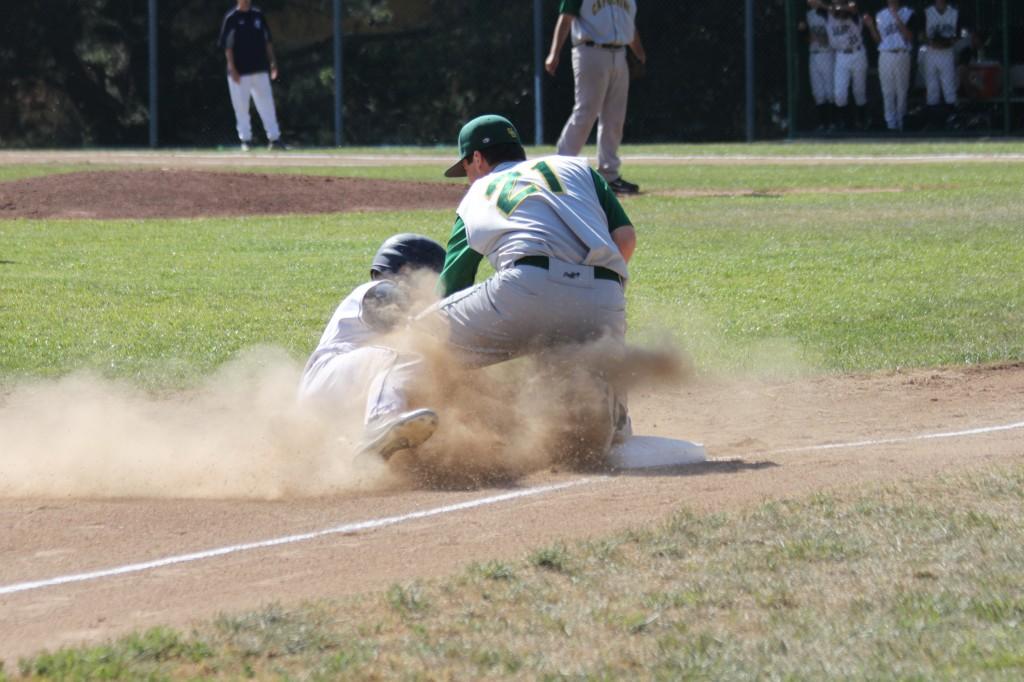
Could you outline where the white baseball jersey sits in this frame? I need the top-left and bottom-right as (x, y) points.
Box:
(806, 9), (832, 53)
(562, 0), (636, 46)
(876, 7), (914, 51)
(303, 281), (386, 369)
(456, 155), (629, 280)
(827, 13), (864, 52)
(926, 5), (959, 44)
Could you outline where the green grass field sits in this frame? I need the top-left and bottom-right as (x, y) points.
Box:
(2, 150), (1022, 386)
(2, 146), (1023, 678)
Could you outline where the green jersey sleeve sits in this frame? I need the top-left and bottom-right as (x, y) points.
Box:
(590, 168), (632, 232)
(559, 0), (583, 16)
(438, 215), (484, 298)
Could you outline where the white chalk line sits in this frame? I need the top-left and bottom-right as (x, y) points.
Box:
(5, 418), (1023, 598)
(721, 419), (1024, 459)
(0, 479), (597, 597)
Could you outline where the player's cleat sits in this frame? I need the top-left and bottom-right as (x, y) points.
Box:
(267, 139), (289, 151)
(358, 409), (438, 461)
(608, 177), (640, 195)
(240, 141), (251, 152)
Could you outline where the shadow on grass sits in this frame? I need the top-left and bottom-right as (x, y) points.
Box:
(0, 259), (16, 265)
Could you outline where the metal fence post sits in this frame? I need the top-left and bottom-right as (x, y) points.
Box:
(1003, 0), (1011, 134)
(745, 0), (755, 142)
(148, 0), (158, 148)
(533, 0), (544, 147)
(785, 0), (796, 139)
(334, 0), (344, 147)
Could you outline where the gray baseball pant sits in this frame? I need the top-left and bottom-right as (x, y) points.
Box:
(556, 45), (630, 183)
(423, 262), (626, 368)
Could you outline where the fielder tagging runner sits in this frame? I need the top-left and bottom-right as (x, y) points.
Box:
(341, 114), (637, 462)
(300, 117), (638, 463)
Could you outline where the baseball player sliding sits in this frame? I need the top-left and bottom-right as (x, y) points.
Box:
(298, 234), (447, 459)
(809, 1), (869, 132)
(866, 0), (916, 132)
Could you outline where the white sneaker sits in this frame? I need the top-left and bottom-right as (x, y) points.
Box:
(240, 141), (251, 152)
(358, 409), (438, 461)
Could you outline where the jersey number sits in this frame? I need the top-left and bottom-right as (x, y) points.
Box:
(485, 161), (564, 216)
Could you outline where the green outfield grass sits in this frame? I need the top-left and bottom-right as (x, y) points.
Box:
(1, 155), (1021, 385)
(0, 165), (102, 183)
(14, 465), (1024, 680)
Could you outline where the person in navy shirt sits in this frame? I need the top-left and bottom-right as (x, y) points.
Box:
(217, 1), (284, 150)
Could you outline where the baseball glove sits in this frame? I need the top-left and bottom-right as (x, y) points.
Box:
(627, 50), (646, 80)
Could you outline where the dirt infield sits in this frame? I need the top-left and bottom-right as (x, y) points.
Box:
(0, 169), (466, 219)
(2, 364), (1022, 661)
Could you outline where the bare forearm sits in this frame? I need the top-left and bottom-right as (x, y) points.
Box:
(613, 226), (636, 263)
(548, 14), (572, 58)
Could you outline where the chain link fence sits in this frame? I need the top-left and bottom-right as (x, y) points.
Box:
(3, 1), (1020, 148)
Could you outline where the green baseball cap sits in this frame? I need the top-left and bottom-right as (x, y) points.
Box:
(444, 114), (523, 178)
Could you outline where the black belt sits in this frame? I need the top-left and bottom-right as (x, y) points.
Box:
(515, 256), (623, 285)
(580, 41), (625, 50)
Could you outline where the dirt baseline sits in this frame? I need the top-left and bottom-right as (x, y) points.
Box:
(2, 364), (1023, 661)
(0, 170), (467, 220)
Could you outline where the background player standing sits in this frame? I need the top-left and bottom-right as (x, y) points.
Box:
(923, 0), (960, 129)
(217, 0), (285, 151)
(810, 1), (869, 131)
(800, 2), (836, 131)
(545, 0), (646, 195)
(867, 0), (916, 132)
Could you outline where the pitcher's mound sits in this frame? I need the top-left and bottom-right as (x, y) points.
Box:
(0, 170), (467, 220)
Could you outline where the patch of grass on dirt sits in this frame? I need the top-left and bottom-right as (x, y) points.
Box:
(16, 465), (1024, 679)
(0, 165), (99, 183)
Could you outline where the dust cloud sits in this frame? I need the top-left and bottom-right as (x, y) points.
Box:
(0, 348), (399, 499)
(0, 272), (692, 499)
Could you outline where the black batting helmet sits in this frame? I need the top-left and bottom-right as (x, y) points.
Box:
(370, 233), (446, 278)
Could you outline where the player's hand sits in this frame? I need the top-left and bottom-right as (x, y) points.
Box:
(229, 66), (241, 84)
(270, 64), (279, 81)
(545, 54), (559, 76)
(863, 14), (874, 26)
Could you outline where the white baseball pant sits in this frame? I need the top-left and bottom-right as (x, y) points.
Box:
(227, 72), (281, 143)
(834, 49), (868, 107)
(925, 48), (958, 105)
(299, 346), (420, 428)
(556, 45), (630, 183)
(878, 51), (912, 129)
(809, 51), (835, 105)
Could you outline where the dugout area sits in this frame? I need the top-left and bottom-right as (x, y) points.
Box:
(784, 0), (1024, 136)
